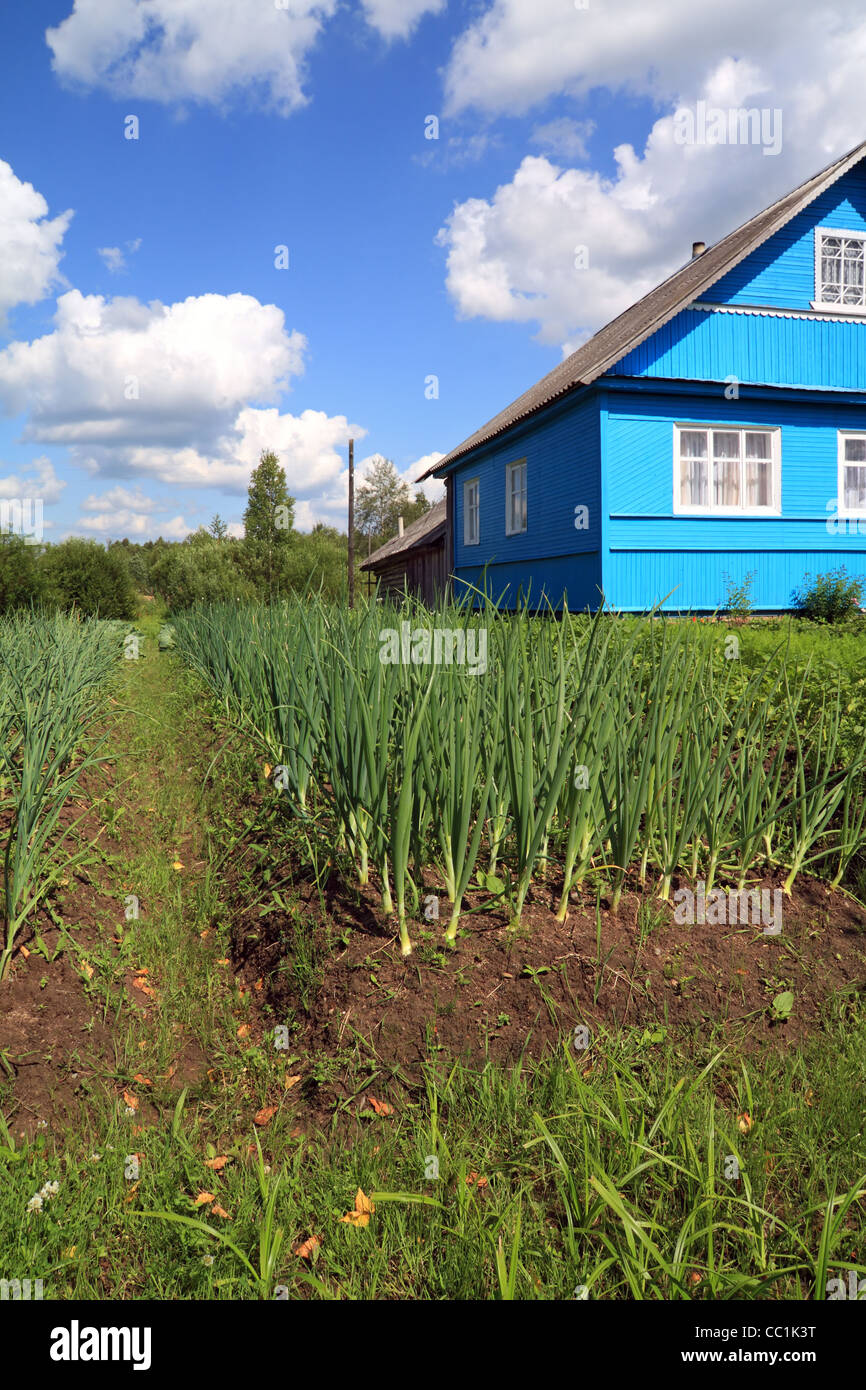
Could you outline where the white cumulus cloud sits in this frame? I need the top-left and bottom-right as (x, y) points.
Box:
(0, 289), (306, 447)
(437, 1), (866, 347)
(361, 0), (446, 41)
(46, 0), (338, 115)
(0, 161), (72, 322)
(0, 456), (66, 506)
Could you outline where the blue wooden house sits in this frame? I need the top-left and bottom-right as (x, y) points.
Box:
(423, 140), (866, 611)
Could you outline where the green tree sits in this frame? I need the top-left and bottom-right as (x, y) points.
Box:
(209, 514), (228, 540)
(355, 455), (430, 551)
(283, 523), (349, 599)
(242, 450), (296, 598)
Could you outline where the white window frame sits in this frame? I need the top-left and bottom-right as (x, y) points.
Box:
(837, 431), (866, 517)
(673, 423), (781, 516)
(505, 459), (527, 536)
(463, 477), (480, 546)
(812, 227), (866, 315)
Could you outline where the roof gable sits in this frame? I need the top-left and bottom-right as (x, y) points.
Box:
(701, 162), (866, 310)
(426, 138), (866, 478)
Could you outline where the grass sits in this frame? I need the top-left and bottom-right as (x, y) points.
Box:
(2, 1013), (865, 1299)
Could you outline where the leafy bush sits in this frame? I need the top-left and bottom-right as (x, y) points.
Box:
(0, 534), (49, 614)
(41, 538), (138, 620)
(722, 570), (755, 621)
(150, 530), (255, 610)
(791, 568), (864, 623)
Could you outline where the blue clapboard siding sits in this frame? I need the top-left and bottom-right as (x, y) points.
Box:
(603, 386), (866, 610)
(451, 388), (602, 608)
(452, 552), (602, 611)
(697, 166), (866, 308)
(605, 548), (866, 612)
(610, 307), (866, 392)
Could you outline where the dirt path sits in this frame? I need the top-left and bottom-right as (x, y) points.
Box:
(0, 617), (242, 1138)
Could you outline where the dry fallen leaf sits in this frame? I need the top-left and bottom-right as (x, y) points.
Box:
(122, 1090), (139, 1111)
(217, 958), (230, 966)
(254, 978), (264, 992)
(236, 1024), (251, 1039)
(211, 1205), (229, 1219)
(263, 763), (272, 779)
(738, 1112), (753, 1134)
(82, 962), (94, 980)
(204, 1156), (229, 1171)
(294, 1235), (321, 1259)
(284, 1074), (301, 1090)
(194, 1192), (216, 1207)
(465, 1172), (488, 1188)
(19, 945), (30, 959)
(133, 1073), (152, 1087)
(368, 1096), (393, 1116)
(254, 1105), (278, 1127)
(199, 929), (210, 941)
(340, 1188), (375, 1227)
(172, 861), (184, 872)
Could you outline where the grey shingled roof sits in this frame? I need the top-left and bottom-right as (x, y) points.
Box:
(423, 137), (866, 478)
(359, 498), (446, 570)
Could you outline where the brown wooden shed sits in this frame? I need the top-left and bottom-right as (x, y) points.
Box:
(359, 499), (448, 606)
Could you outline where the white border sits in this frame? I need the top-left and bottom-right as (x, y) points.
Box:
(463, 476), (480, 546)
(811, 226), (866, 315)
(505, 458), (528, 535)
(837, 431), (866, 518)
(673, 423), (782, 516)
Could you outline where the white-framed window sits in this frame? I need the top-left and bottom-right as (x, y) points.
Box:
(838, 432), (866, 515)
(463, 477), (480, 545)
(505, 459), (527, 535)
(674, 424), (780, 515)
(813, 228), (866, 312)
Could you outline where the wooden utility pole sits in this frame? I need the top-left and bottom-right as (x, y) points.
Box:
(348, 438), (355, 609)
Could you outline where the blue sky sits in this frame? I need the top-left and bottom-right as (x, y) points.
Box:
(0, 1), (864, 541)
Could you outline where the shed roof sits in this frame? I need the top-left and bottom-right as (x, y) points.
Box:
(359, 498), (446, 571)
(423, 137), (866, 478)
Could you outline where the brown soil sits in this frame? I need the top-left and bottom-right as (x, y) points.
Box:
(0, 765), (127, 1140)
(227, 844), (866, 1119)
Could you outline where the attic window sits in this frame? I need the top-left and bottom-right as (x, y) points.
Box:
(814, 229), (866, 311)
